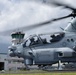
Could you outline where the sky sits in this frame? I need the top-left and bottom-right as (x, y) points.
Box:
(0, 0), (76, 53)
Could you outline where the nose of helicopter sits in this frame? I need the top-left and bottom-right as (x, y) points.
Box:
(8, 45), (23, 57)
(8, 46), (17, 57)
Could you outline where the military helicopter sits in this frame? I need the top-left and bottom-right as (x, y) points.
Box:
(4, 0), (76, 69)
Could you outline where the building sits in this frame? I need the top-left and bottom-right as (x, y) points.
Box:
(0, 53), (24, 71)
(0, 31), (26, 71)
(0, 53), (8, 71)
(6, 57), (24, 71)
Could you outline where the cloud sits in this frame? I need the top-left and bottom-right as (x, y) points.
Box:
(0, 0), (71, 33)
(0, 0), (58, 45)
(0, 0), (76, 51)
(0, 0), (58, 32)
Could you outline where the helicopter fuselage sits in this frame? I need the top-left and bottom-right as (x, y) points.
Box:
(9, 31), (76, 65)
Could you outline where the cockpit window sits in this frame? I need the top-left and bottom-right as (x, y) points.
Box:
(29, 36), (40, 45)
(23, 38), (30, 47)
(23, 32), (65, 47)
(23, 35), (41, 47)
(50, 33), (64, 42)
(39, 35), (51, 44)
(39, 32), (65, 44)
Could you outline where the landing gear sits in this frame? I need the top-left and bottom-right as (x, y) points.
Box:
(25, 64), (30, 70)
(24, 58), (33, 70)
(58, 60), (62, 70)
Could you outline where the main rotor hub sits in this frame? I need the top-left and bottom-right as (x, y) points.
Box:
(71, 10), (76, 18)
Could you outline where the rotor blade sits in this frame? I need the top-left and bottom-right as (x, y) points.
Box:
(27, 0), (55, 6)
(28, 0), (76, 11)
(51, 1), (76, 11)
(0, 14), (72, 36)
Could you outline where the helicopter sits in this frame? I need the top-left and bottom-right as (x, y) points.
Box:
(4, 0), (76, 69)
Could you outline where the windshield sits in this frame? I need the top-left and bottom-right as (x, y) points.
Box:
(23, 35), (41, 47)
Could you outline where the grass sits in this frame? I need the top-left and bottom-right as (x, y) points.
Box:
(0, 72), (76, 75)
(0, 70), (76, 75)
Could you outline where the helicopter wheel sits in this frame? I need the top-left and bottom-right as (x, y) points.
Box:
(38, 65), (42, 69)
